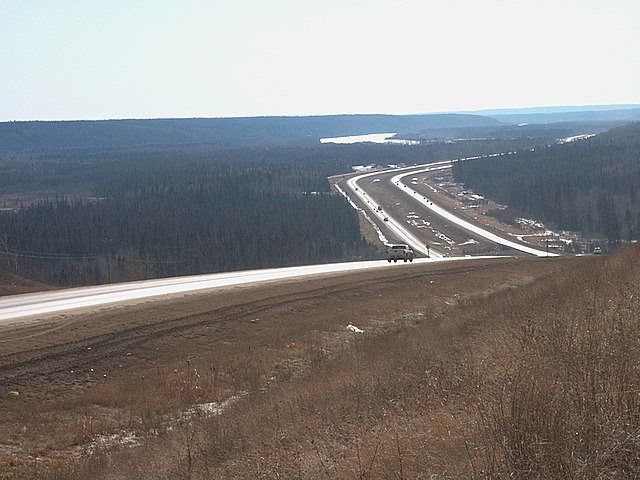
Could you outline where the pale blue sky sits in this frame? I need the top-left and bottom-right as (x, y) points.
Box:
(2, 0), (639, 121)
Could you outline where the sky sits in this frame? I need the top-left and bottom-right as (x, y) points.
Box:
(2, 0), (639, 121)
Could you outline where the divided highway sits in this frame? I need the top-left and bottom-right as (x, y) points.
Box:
(343, 158), (556, 258)
(345, 162), (451, 258)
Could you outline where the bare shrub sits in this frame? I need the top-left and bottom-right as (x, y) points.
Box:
(473, 246), (640, 478)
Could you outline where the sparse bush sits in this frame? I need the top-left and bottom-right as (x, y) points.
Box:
(472, 245), (640, 478)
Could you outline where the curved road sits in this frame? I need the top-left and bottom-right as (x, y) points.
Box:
(343, 157), (556, 258)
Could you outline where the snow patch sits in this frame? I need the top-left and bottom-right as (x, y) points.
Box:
(558, 134), (596, 144)
(516, 217), (546, 229)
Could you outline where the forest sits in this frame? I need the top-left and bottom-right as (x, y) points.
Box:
(3, 111), (629, 154)
(0, 146), (380, 285)
(0, 113), (502, 153)
(452, 122), (640, 242)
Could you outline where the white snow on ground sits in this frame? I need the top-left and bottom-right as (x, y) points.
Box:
(76, 393), (247, 457)
(346, 324), (364, 333)
(558, 134), (596, 144)
(81, 431), (142, 455)
(181, 393), (246, 421)
(435, 231), (455, 245)
(516, 217), (545, 229)
(460, 239), (479, 246)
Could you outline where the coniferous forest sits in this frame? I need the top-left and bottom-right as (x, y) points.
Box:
(452, 123), (640, 242)
(0, 146), (385, 285)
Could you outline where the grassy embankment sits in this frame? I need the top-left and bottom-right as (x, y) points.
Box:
(4, 246), (640, 479)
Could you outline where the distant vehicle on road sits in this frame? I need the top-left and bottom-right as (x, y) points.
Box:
(386, 244), (414, 263)
(593, 246), (603, 254)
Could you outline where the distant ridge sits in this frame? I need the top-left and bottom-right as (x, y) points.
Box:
(0, 113), (500, 153)
(474, 105), (640, 125)
(469, 104), (640, 116)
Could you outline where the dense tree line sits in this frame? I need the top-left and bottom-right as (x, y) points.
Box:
(0, 136), (567, 196)
(1, 146), (386, 285)
(452, 123), (640, 241)
(0, 114), (502, 153)
(1, 189), (369, 285)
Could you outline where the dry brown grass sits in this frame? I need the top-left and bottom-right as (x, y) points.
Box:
(2, 250), (639, 479)
(467, 247), (640, 478)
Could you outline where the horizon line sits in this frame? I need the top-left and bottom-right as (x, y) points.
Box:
(2, 103), (640, 124)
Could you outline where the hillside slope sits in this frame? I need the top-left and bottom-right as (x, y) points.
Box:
(2, 248), (638, 478)
(490, 106), (640, 125)
(0, 113), (501, 153)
